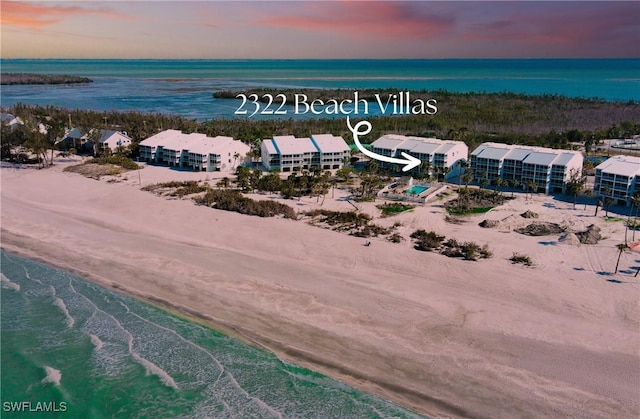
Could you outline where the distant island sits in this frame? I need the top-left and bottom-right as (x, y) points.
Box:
(1, 73), (93, 85)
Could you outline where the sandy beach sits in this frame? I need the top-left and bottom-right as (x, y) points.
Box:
(1, 159), (639, 418)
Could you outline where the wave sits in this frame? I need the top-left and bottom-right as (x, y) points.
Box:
(89, 334), (104, 350)
(41, 366), (62, 386)
(133, 354), (178, 390)
(1, 273), (20, 291)
(53, 297), (75, 328)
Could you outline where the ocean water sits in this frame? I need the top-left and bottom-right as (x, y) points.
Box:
(1, 250), (424, 418)
(1, 59), (638, 120)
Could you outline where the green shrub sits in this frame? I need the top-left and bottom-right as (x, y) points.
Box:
(510, 252), (533, 266)
(410, 229), (445, 251)
(377, 203), (415, 216)
(387, 233), (404, 243)
(194, 189), (297, 219)
(94, 155), (139, 170)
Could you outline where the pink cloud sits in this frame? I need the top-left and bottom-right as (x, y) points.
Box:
(462, 3), (638, 46)
(1, 1), (134, 29)
(258, 2), (455, 41)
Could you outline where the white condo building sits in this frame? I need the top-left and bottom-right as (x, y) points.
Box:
(469, 142), (583, 194)
(370, 134), (468, 179)
(139, 130), (249, 172)
(261, 134), (350, 172)
(594, 155), (640, 206)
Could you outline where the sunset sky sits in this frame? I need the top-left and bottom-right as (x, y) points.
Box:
(1, 1), (638, 59)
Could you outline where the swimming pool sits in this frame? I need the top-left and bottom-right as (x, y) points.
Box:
(406, 185), (428, 195)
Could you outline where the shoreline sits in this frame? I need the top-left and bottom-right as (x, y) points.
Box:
(2, 162), (638, 418)
(0, 237), (448, 418)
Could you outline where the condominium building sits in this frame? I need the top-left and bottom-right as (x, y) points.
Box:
(470, 142), (583, 194)
(593, 155), (640, 206)
(139, 130), (249, 172)
(260, 134), (350, 172)
(370, 134), (468, 179)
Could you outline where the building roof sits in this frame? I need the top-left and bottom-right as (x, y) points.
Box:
(65, 127), (87, 140)
(188, 136), (246, 156)
(271, 136), (317, 155)
(404, 141), (442, 155)
(472, 142), (581, 165)
(596, 155), (640, 177)
(310, 134), (349, 153)
(503, 148), (531, 161)
(262, 139), (278, 155)
(522, 152), (560, 167)
(99, 130), (131, 144)
(552, 152), (582, 167)
(372, 135), (467, 158)
(370, 135), (407, 150)
(473, 145), (512, 160)
(140, 129), (183, 147)
(161, 132), (205, 152)
(434, 142), (460, 155)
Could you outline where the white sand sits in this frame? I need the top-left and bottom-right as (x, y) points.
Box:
(2, 159), (638, 418)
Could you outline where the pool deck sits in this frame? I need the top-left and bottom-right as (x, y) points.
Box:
(378, 182), (448, 203)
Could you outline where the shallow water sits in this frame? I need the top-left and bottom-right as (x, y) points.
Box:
(1, 59), (637, 120)
(1, 250), (425, 418)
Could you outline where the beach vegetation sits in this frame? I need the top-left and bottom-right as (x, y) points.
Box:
(304, 209), (392, 237)
(194, 189), (297, 219)
(565, 169), (587, 209)
(64, 155), (140, 179)
(141, 181), (209, 197)
(94, 155), (140, 170)
(410, 229), (445, 251)
(387, 233), (404, 243)
(377, 202), (415, 217)
(410, 230), (492, 261)
(1, 73), (92, 85)
(509, 253), (533, 266)
(441, 239), (493, 261)
(446, 188), (511, 215)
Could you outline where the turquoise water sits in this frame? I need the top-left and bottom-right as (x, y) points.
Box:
(1, 251), (425, 418)
(406, 185), (428, 195)
(1, 59), (638, 120)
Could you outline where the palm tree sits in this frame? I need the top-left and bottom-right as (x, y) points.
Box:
(565, 168), (586, 209)
(600, 186), (611, 214)
(419, 160), (431, 180)
(457, 159), (467, 187)
(462, 172), (473, 191)
(493, 177), (506, 196)
(366, 160), (378, 175)
(631, 191), (640, 241)
(583, 189), (593, 211)
(479, 177), (488, 191)
(614, 243), (628, 273)
(526, 181), (538, 201)
(508, 178), (520, 198)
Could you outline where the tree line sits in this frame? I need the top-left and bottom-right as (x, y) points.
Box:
(2, 94), (639, 166)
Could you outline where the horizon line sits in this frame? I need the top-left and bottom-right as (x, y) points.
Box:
(2, 57), (639, 61)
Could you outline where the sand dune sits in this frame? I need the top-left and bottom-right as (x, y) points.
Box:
(1, 160), (638, 418)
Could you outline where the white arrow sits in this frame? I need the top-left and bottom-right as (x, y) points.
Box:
(346, 117), (421, 172)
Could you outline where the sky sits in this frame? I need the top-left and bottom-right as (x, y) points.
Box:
(1, 1), (638, 59)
